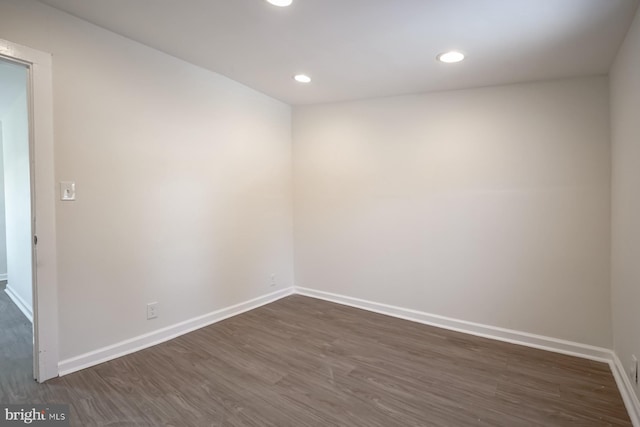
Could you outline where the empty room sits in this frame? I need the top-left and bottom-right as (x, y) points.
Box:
(0, 0), (639, 425)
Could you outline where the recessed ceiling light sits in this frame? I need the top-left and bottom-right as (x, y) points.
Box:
(266, 0), (292, 6)
(437, 51), (465, 64)
(294, 74), (311, 83)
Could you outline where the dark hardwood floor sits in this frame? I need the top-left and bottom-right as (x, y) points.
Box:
(0, 292), (631, 426)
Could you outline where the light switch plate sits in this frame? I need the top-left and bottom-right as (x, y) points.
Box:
(60, 181), (76, 201)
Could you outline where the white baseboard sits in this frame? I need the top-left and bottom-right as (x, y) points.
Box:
(295, 287), (612, 363)
(5, 286), (33, 323)
(610, 354), (640, 426)
(58, 287), (294, 376)
(0, 273), (7, 281)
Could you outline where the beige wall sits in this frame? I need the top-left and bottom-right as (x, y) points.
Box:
(0, 0), (294, 360)
(293, 76), (612, 347)
(611, 4), (640, 400)
(0, 0), (623, 366)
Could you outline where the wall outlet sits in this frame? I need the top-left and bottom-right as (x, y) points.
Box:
(270, 274), (277, 287)
(147, 302), (158, 320)
(631, 355), (638, 385)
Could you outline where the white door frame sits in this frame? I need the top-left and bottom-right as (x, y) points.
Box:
(0, 39), (59, 382)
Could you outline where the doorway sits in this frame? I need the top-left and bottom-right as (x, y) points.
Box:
(0, 39), (58, 383)
(0, 57), (35, 382)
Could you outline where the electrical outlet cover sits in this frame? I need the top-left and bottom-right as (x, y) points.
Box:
(147, 302), (158, 320)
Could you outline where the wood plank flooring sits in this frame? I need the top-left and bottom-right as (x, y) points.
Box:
(0, 292), (632, 426)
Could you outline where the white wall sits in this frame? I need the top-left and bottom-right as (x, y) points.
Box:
(1, 67), (33, 314)
(293, 76), (612, 347)
(0, 130), (6, 281)
(0, 0), (618, 366)
(611, 4), (640, 400)
(0, 0), (294, 360)
(0, 59), (27, 283)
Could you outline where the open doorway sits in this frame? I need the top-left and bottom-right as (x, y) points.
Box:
(0, 58), (35, 381)
(0, 38), (58, 383)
